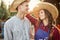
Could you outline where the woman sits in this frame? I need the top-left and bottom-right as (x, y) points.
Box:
(26, 2), (59, 40)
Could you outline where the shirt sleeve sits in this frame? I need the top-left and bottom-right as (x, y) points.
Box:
(26, 14), (37, 25)
(4, 22), (13, 40)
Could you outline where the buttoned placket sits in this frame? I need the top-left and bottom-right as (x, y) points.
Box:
(22, 19), (27, 40)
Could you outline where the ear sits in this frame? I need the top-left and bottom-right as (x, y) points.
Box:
(18, 5), (21, 9)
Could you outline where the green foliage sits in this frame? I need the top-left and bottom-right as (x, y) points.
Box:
(0, 1), (9, 20)
(9, 12), (17, 17)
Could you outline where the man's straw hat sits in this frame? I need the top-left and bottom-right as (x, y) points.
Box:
(9, 0), (29, 12)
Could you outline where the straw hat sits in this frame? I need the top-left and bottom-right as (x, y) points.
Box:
(9, 0), (29, 12)
(32, 2), (58, 20)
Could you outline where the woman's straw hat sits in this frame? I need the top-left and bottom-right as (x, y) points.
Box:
(32, 2), (58, 20)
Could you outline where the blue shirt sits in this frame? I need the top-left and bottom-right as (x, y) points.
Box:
(35, 22), (50, 40)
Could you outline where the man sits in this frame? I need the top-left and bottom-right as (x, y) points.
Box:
(4, 0), (30, 40)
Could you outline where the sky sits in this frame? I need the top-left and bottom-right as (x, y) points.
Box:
(2, 0), (41, 11)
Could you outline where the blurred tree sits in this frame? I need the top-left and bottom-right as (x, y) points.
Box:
(0, 1), (9, 21)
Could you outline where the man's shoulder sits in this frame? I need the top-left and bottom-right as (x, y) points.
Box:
(25, 17), (30, 22)
(5, 16), (16, 24)
(24, 17), (31, 25)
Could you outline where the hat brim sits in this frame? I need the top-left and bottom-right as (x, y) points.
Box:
(9, 0), (25, 12)
(32, 2), (58, 20)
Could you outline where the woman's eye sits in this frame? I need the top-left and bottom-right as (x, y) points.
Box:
(40, 12), (43, 14)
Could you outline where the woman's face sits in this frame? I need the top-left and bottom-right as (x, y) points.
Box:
(39, 10), (46, 20)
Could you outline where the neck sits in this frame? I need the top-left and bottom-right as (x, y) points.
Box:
(16, 12), (25, 20)
(43, 18), (48, 26)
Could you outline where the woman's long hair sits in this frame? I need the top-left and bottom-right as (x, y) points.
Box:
(40, 9), (54, 30)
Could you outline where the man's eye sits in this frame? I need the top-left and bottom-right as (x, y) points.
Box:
(26, 5), (28, 6)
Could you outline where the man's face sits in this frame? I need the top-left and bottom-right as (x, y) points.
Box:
(18, 2), (29, 14)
